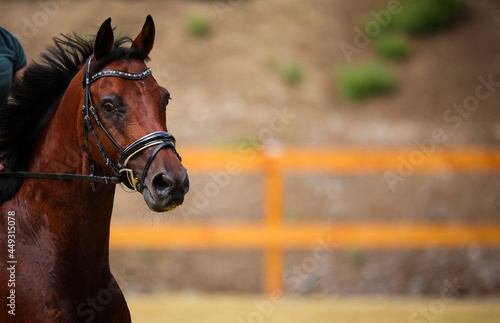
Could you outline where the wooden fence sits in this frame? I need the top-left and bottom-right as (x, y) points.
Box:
(110, 147), (500, 294)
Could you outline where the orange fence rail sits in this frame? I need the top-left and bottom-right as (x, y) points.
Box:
(110, 147), (500, 294)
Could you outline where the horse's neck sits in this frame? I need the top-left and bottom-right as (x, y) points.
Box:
(18, 76), (117, 279)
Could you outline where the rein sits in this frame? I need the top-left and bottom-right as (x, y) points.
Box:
(0, 55), (181, 193)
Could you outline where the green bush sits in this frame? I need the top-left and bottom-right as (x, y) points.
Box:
(336, 63), (396, 101)
(280, 62), (304, 85)
(374, 32), (412, 60)
(266, 58), (305, 85)
(389, 0), (467, 34)
(185, 14), (212, 38)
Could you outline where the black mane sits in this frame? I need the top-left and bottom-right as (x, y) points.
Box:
(0, 31), (149, 203)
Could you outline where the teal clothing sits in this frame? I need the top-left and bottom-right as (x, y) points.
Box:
(0, 27), (26, 102)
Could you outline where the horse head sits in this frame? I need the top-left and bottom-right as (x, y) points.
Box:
(82, 16), (189, 212)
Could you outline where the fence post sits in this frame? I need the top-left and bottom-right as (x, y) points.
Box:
(263, 144), (284, 295)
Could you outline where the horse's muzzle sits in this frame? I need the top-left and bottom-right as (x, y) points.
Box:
(143, 167), (189, 212)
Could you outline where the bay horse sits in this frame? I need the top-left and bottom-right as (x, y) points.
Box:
(0, 16), (189, 322)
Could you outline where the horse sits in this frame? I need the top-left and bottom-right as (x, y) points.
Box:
(0, 16), (189, 322)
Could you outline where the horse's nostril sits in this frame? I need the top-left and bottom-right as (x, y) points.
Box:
(183, 174), (190, 194)
(152, 173), (173, 196)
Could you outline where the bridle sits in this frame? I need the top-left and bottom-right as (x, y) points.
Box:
(0, 55), (182, 193)
(81, 55), (181, 192)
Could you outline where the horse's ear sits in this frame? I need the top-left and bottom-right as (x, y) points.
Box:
(94, 18), (114, 60)
(132, 15), (155, 55)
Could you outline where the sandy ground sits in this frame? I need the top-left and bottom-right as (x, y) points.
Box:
(126, 293), (500, 323)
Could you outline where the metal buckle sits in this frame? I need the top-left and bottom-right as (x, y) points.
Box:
(119, 168), (140, 193)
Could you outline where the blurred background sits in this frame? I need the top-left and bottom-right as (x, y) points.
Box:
(1, 0), (500, 322)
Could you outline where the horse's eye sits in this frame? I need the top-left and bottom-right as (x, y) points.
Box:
(101, 102), (114, 112)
